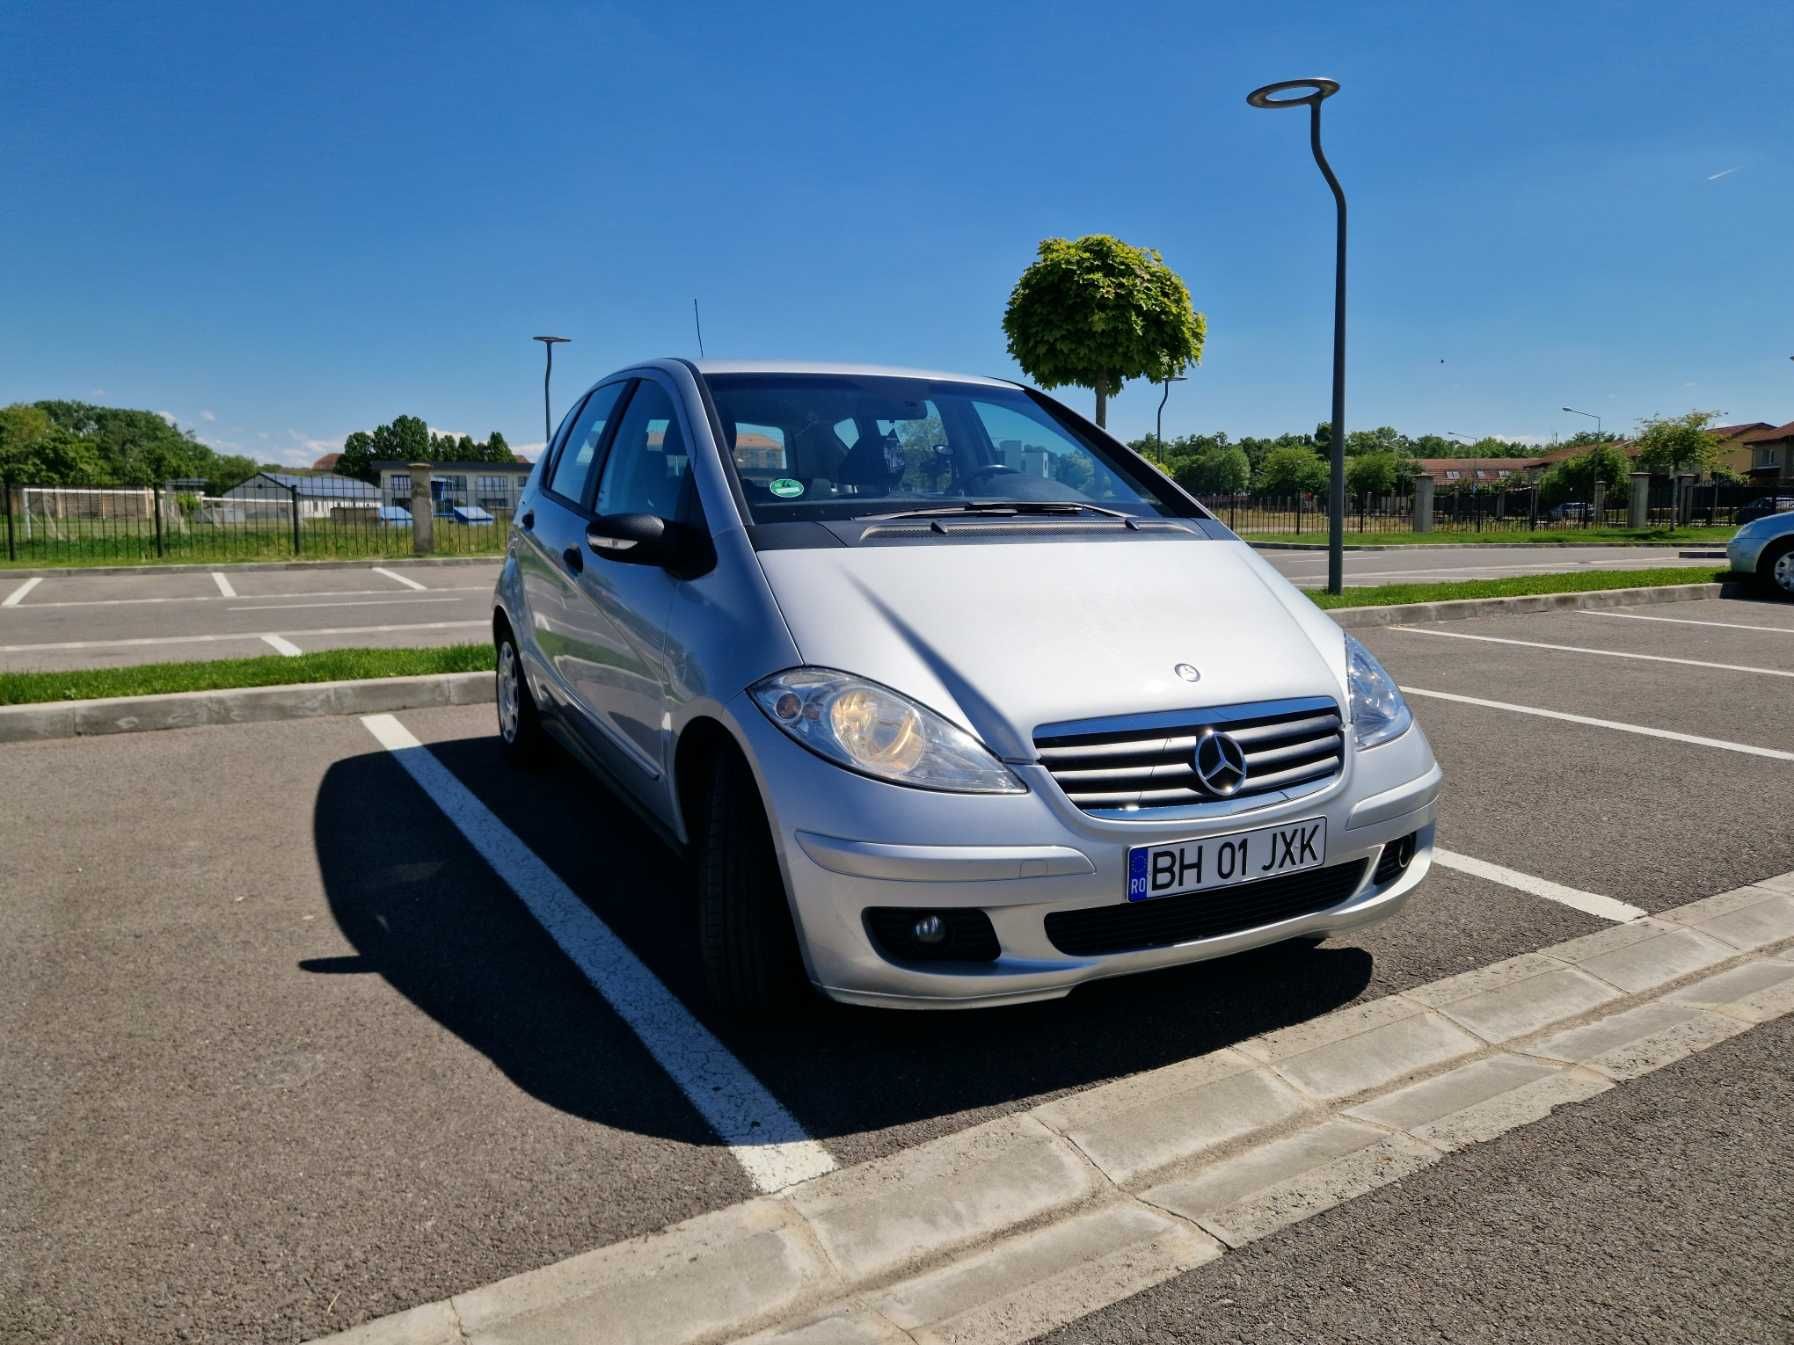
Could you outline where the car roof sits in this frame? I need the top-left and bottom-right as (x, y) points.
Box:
(666, 358), (1021, 389)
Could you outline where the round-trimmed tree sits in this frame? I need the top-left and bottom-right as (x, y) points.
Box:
(1003, 235), (1205, 429)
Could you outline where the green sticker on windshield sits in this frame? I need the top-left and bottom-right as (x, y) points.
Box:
(769, 477), (805, 499)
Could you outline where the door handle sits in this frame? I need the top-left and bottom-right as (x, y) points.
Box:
(561, 545), (584, 574)
(520, 510), (535, 530)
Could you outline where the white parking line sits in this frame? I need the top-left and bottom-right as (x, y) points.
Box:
(1581, 609), (1794, 635)
(358, 713), (836, 1194)
(1432, 848), (1645, 922)
(228, 596), (468, 612)
(372, 566), (428, 591)
(1388, 625), (1794, 679)
(1400, 686), (1794, 761)
(211, 571), (237, 598)
(0, 619), (486, 653)
(260, 634), (303, 656)
(2, 577), (43, 607)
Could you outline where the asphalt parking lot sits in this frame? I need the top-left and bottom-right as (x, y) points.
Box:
(0, 546), (1714, 672)
(0, 561), (499, 671)
(4, 593), (1792, 1343)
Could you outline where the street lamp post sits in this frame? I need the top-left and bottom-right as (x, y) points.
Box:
(1562, 406), (1601, 439)
(1156, 373), (1188, 453)
(1248, 77), (1347, 594)
(533, 336), (571, 445)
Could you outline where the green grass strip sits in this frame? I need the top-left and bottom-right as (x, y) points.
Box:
(0, 643), (494, 706)
(1251, 526), (1733, 547)
(1305, 566), (1731, 610)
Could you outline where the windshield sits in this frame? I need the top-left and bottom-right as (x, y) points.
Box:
(702, 373), (1194, 523)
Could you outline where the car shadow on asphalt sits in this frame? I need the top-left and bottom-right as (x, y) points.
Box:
(312, 737), (1374, 1154)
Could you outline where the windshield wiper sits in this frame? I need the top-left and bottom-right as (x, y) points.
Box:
(860, 500), (1139, 523)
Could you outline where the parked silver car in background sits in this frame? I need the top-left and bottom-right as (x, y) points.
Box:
(1728, 507), (1794, 596)
(491, 360), (1441, 1012)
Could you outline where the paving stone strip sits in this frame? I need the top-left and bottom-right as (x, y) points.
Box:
(310, 872), (1794, 1345)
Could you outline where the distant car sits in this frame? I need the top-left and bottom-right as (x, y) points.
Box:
(1728, 510), (1794, 597)
(1735, 496), (1794, 526)
(1548, 502), (1592, 521)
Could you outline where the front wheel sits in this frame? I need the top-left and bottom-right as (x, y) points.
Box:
(697, 754), (807, 1016)
(1762, 540), (1794, 599)
(496, 630), (545, 765)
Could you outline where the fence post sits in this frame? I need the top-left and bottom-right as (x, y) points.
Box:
(409, 461), (434, 555)
(152, 483), (166, 557)
(1627, 472), (1650, 530)
(1590, 479), (1606, 527)
(1412, 474), (1434, 533)
(288, 482), (302, 556)
(2, 475), (13, 562)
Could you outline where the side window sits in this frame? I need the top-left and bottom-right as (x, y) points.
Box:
(546, 383), (626, 504)
(596, 381), (693, 520)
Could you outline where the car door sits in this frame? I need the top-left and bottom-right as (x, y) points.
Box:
(569, 374), (696, 814)
(518, 381), (627, 725)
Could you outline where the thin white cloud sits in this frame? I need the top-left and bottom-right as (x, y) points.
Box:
(200, 409), (217, 422)
(155, 410), (177, 425)
(90, 387), (108, 397)
(1706, 166), (1740, 181)
(513, 440), (547, 461)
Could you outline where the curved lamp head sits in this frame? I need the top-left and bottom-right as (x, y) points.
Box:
(1246, 77), (1340, 109)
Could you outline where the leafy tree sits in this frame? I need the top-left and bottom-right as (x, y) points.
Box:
(1345, 451), (1405, 499)
(1560, 442), (1631, 500)
(487, 430), (511, 460)
(337, 430), (378, 483)
(1174, 442), (1251, 494)
(1003, 234), (1206, 428)
(209, 455), (261, 492)
(1257, 444), (1328, 496)
(0, 403), (52, 473)
(1633, 410), (1722, 477)
(1345, 426), (1409, 458)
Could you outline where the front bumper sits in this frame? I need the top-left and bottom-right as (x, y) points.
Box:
(734, 693), (1441, 1008)
(1728, 531), (1770, 575)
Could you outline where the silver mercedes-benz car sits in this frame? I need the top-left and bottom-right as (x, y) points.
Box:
(491, 360), (1440, 1012)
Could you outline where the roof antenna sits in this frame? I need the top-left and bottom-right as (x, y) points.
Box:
(692, 299), (705, 359)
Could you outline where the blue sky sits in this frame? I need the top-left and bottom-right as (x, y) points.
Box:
(3, 0), (1789, 465)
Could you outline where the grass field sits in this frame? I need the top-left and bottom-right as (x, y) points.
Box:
(1304, 567), (1732, 609)
(0, 645), (494, 705)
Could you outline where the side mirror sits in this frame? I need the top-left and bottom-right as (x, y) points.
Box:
(586, 512), (673, 564)
(586, 513), (715, 578)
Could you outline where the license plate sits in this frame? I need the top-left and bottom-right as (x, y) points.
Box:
(1127, 819), (1326, 902)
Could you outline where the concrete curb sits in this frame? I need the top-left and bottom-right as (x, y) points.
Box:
(309, 876), (1794, 1345)
(0, 671), (494, 744)
(1252, 540), (1715, 552)
(0, 555), (500, 579)
(1328, 579), (1736, 629)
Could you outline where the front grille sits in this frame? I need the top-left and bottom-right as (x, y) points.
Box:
(1034, 698), (1345, 815)
(1044, 861), (1369, 957)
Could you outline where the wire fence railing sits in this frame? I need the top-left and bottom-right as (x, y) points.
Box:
(1195, 480), (1778, 536)
(2, 472), (518, 566)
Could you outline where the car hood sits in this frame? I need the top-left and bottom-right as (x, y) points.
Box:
(755, 537), (1347, 761)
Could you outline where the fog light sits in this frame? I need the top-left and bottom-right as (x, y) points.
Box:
(912, 915), (946, 945)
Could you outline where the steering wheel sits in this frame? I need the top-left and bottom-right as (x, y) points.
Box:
(952, 462), (1022, 496)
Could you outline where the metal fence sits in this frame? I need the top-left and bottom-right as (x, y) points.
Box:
(1195, 480), (1778, 536)
(1, 472), (516, 566)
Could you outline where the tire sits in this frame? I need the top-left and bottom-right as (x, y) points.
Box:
(495, 629), (546, 765)
(697, 753), (807, 1016)
(1761, 539), (1794, 599)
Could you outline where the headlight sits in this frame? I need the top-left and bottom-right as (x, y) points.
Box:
(1344, 634), (1413, 749)
(750, 668), (1026, 794)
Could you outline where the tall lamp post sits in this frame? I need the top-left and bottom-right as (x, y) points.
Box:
(533, 336), (571, 444)
(1156, 373), (1188, 452)
(1248, 76), (1347, 594)
(1562, 406), (1601, 440)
